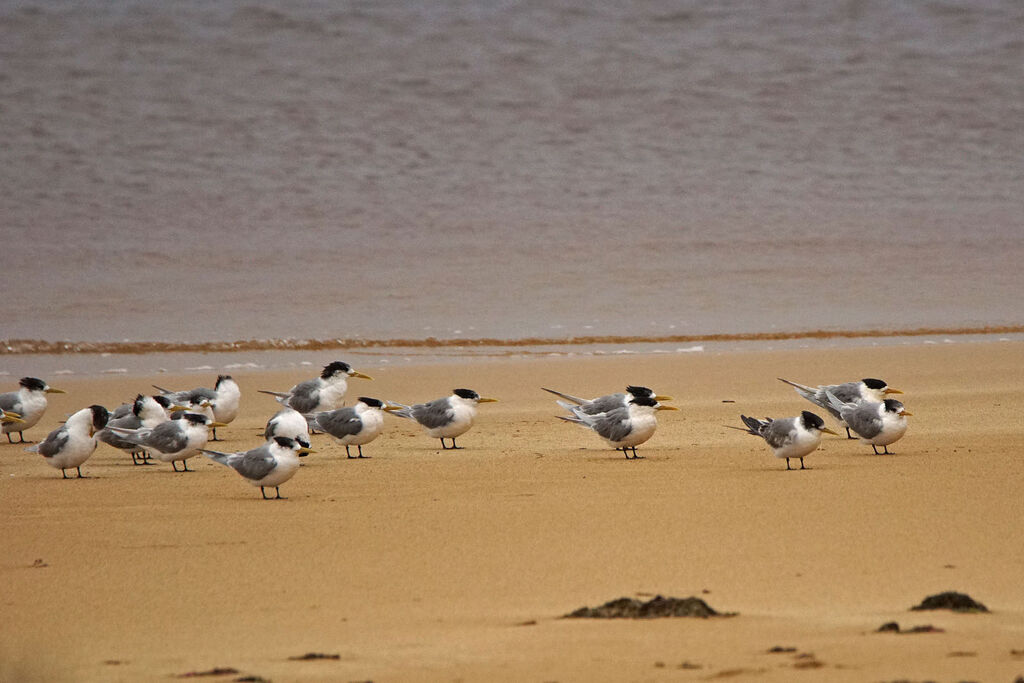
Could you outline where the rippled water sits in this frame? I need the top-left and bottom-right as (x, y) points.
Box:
(2, 0), (1022, 346)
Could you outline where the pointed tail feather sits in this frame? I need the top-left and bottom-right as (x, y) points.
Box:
(541, 387), (589, 406)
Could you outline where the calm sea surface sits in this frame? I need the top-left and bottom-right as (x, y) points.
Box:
(2, 0), (1022, 349)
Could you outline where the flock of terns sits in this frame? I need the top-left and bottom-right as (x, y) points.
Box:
(1, 361), (911, 498)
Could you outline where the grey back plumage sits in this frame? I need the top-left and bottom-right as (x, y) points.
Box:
(98, 412), (144, 450)
(841, 401), (884, 439)
(584, 406), (634, 443)
(284, 379), (321, 413)
(232, 447), (278, 481)
(309, 407), (363, 438)
(134, 420), (190, 453)
(34, 426), (70, 457)
(408, 398), (454, 429)
(0, 392), (21, 413)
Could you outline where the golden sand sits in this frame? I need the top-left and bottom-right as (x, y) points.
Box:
(2, 341), (1023, 681)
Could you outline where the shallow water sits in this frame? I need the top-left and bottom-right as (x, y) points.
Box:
(1, 0), (1022, 346)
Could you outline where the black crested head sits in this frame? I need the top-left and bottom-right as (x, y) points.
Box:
(216, 374), (233, 387)
(89, 405), (110, 430)
(322, 361), (352, 379)
(20, 377), (47, 391)
(801, 410), (826, 430)
(272, 435), (298, 449)
(182, 413), (209, 426)
(626, 385), (654, 397)
(453, 388), (480, 400)
(132, 394), (146, 416)
(153, 395), (172, 409)
(862, 378), (888, 390)
(883, 398), (905, 413)
(629, 395), (659, 408)
(358, 397), (385, 409)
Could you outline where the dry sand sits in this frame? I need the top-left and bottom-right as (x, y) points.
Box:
(2, 341), (1023, 682)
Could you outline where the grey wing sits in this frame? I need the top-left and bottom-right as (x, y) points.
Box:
(184, 387), (217, 403)
(761, 418), (796, 449)
(143, 422), (189, 453)
(590, 407), (633, 442)
(411, 398), (454, 429)
(0, 391), (21, 413)
(828, 382), (863, 404)
(233, 448), (277, 481)
(581, 393), (627, 415)
(286, 379), (321, 413)
(36, 427), (71, 457)
(844, 403), (883, 438)
(313, 407), (362, 437)
(110, 403), (134, 420)
(98, 414), (143, 449)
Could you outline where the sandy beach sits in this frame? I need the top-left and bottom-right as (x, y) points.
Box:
(2, 340), (1022, 682)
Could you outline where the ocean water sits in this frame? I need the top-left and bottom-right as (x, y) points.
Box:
(1, 0), (1022, 349)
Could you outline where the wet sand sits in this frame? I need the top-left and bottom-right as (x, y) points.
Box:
(2, 341), (1023, 681)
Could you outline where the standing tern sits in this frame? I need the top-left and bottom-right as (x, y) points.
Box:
(825, 392), (911, 455)
(108, 413), (226, 471)
(559, 395), (678, 459)
(306, 397), (399, 458)
(258, 361), (372, 416)
(543, 385), (673, 416)
(778, 377), (902, 438)
(727, 410), (838, 470)
(390, 389), (497, 450)
(98, 394), (177, 465)
(201, 436), (313, 500)
(153, 374), (241, 440)
(0, 377), (65, 443)
(263, 407), (311, 449)
(26, 405), (109, 478)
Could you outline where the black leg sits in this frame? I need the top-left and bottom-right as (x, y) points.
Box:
(346, 445), (355, 458)
(261, 487), (269, 500)
(357, 445), (367, 458)
(172, 460), (181, 472)
(883, 445), (891, 455)
(800, 458), (806, 470)
(77, 466), (84, 478)
(211, 428), (220, 442)
(61, 469), (69, 479)
(6, 433), (13, 444)
(183, 459), (191, 471)
(871, 444), (880, 455)
(786, 458), (792, 470)
(846, 427), (854, 439)
(275, 487), (286, 500)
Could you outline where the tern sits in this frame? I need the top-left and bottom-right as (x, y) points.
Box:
(306, 397), (399, 458)
(98, 394), (178, 465)
(543, 385), (673, 416)
(727, 410), (838, 470)
(779, 377), (902, 438)
(26, 405), (109, 478)
(825, 392), (911, 454)
(154, 374), (240, 440)
(258, 361), (373, 415)
(390, 389), (497, 450)
(263, 407), (311, 449)
(559, 395), (678, 459)
(201, 436), (313, 500)
(108, 413), (226, 471)
(0, 377), (65, 443)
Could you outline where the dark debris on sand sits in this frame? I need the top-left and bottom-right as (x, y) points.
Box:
(565, 595), (733, 619)
(911, 591), (989, 613)
(877, 622), (945, 634)
(176, 668), (240, 678)
(287, 652), (341, 661)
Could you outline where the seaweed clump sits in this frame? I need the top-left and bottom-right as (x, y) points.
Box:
(565, 595), (732, 619)
(911, 592), (989, 613)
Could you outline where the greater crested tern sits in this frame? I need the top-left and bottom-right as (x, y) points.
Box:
(98, 394), (178, 465)
(108, 413), (226, 472)
(825, 392), (911, 455)
(390, 389), (497, 450)
(0, 377), (65, 443)
(543, 385), (673, 416)
(779, 377), (902, 438)
(306, 396), (399, 458)
(201, 436), (313, 500)
(263, 407), (311, 449)
(26, 404), (109, 478)
(728, 410), (838, 470)
(154, 374), (240, 441)
(258, 361), (372, 415)
(559, 394), (678, 459)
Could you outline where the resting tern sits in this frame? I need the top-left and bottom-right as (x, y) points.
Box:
(543, 385), (673, 415)
(825, 392), (911, 454)
(108, 413), (226, 471)
(201, 436), (313, 500)
(559, 395), (678, 459)
(154, 374), (240, 440)
(263, 407), (311, 449)
(727, 410), (838, 470)
(306, 397), (399, 458)
(98, 394), (178, 465)
(0, 377), (65, 443)
(258, 361), (372, 415)
(390, 389), (497, 450)
(778, 377), (902, 438)
(26, 405), (109, 478)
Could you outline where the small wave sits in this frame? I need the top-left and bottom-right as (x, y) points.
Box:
(1, 326), (1022, 356)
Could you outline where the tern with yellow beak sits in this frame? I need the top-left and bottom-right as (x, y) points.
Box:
(559, 395), (678, 459)
(306, 397), (401, 458)
(0, 377), (65, 443)
(108, 413), (226, 472)
(825, 393), (912, 455)
(390, 389), (498, 450)
(258, 361), (372, 414)
(727, 410), (838, 470)
(26, 405), (109, 478)
(202, 436), (313, 500)
(778, 377), (902, 438)
(543, 385), (673, 416)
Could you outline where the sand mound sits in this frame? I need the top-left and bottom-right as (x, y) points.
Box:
(565, 595), (729, 619)
(910, 592), (989, 613)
